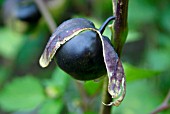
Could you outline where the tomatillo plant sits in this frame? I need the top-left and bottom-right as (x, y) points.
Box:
(39, 16), (125, 106)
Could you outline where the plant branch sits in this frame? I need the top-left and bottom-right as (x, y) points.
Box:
(34, 0), (56, 32)
(100, 0), (128, 114)
(100, 77), (112, 114)
(112, 0), (128, 56)
(151, 90), (170, 114)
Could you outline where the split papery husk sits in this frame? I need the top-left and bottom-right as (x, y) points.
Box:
(39, 18), (95, 67)
(39, 18), (126, 106)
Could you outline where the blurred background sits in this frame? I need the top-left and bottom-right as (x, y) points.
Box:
(0, 0), (170, 114)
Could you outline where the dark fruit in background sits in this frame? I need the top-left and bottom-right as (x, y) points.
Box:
(15, 0), (41, 23)
(56, 30), (107, 80)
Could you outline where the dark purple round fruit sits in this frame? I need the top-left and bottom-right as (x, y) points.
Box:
(39, 16), (126, 106)
(39, 16), (116, 81)
(56, 30), (107, 80)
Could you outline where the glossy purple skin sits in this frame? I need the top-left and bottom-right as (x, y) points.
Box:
(56, 30), (107, 80)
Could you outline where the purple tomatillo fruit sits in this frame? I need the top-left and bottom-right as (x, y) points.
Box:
(39, 16), (126, 106)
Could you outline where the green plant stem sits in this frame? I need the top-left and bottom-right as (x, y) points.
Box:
(112, 0), (129, 56)
(100, 77), (112, 114)
(100, 0), (128, 114)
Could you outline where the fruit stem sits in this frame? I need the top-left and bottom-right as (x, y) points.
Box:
(98, 16), (116, 34)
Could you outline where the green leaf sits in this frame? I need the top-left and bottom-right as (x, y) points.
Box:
(161, 7), (170, 32)
(39, 99), (63, 114)
(84, 79), (103, 96)
(126, 30), (142, 43)
(124, 63), (160, 81)
(146, 49), (170, 71)
(0, 28), (24, 59)
(128, 0), (157, 29)
(85, 111), (97, 114)
(113, 80), (164, 114)
(0, 67), (9, 84)
(0, 76), (45, 111)
(43, 68), (69, 98)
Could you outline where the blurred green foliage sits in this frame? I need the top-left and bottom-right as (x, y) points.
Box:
(0, 28), (23, 59)
(0, 76), (45, 111)
(0, 0), (170, 114)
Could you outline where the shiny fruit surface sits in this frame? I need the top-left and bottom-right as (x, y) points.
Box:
(56, 30), (107, 80)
